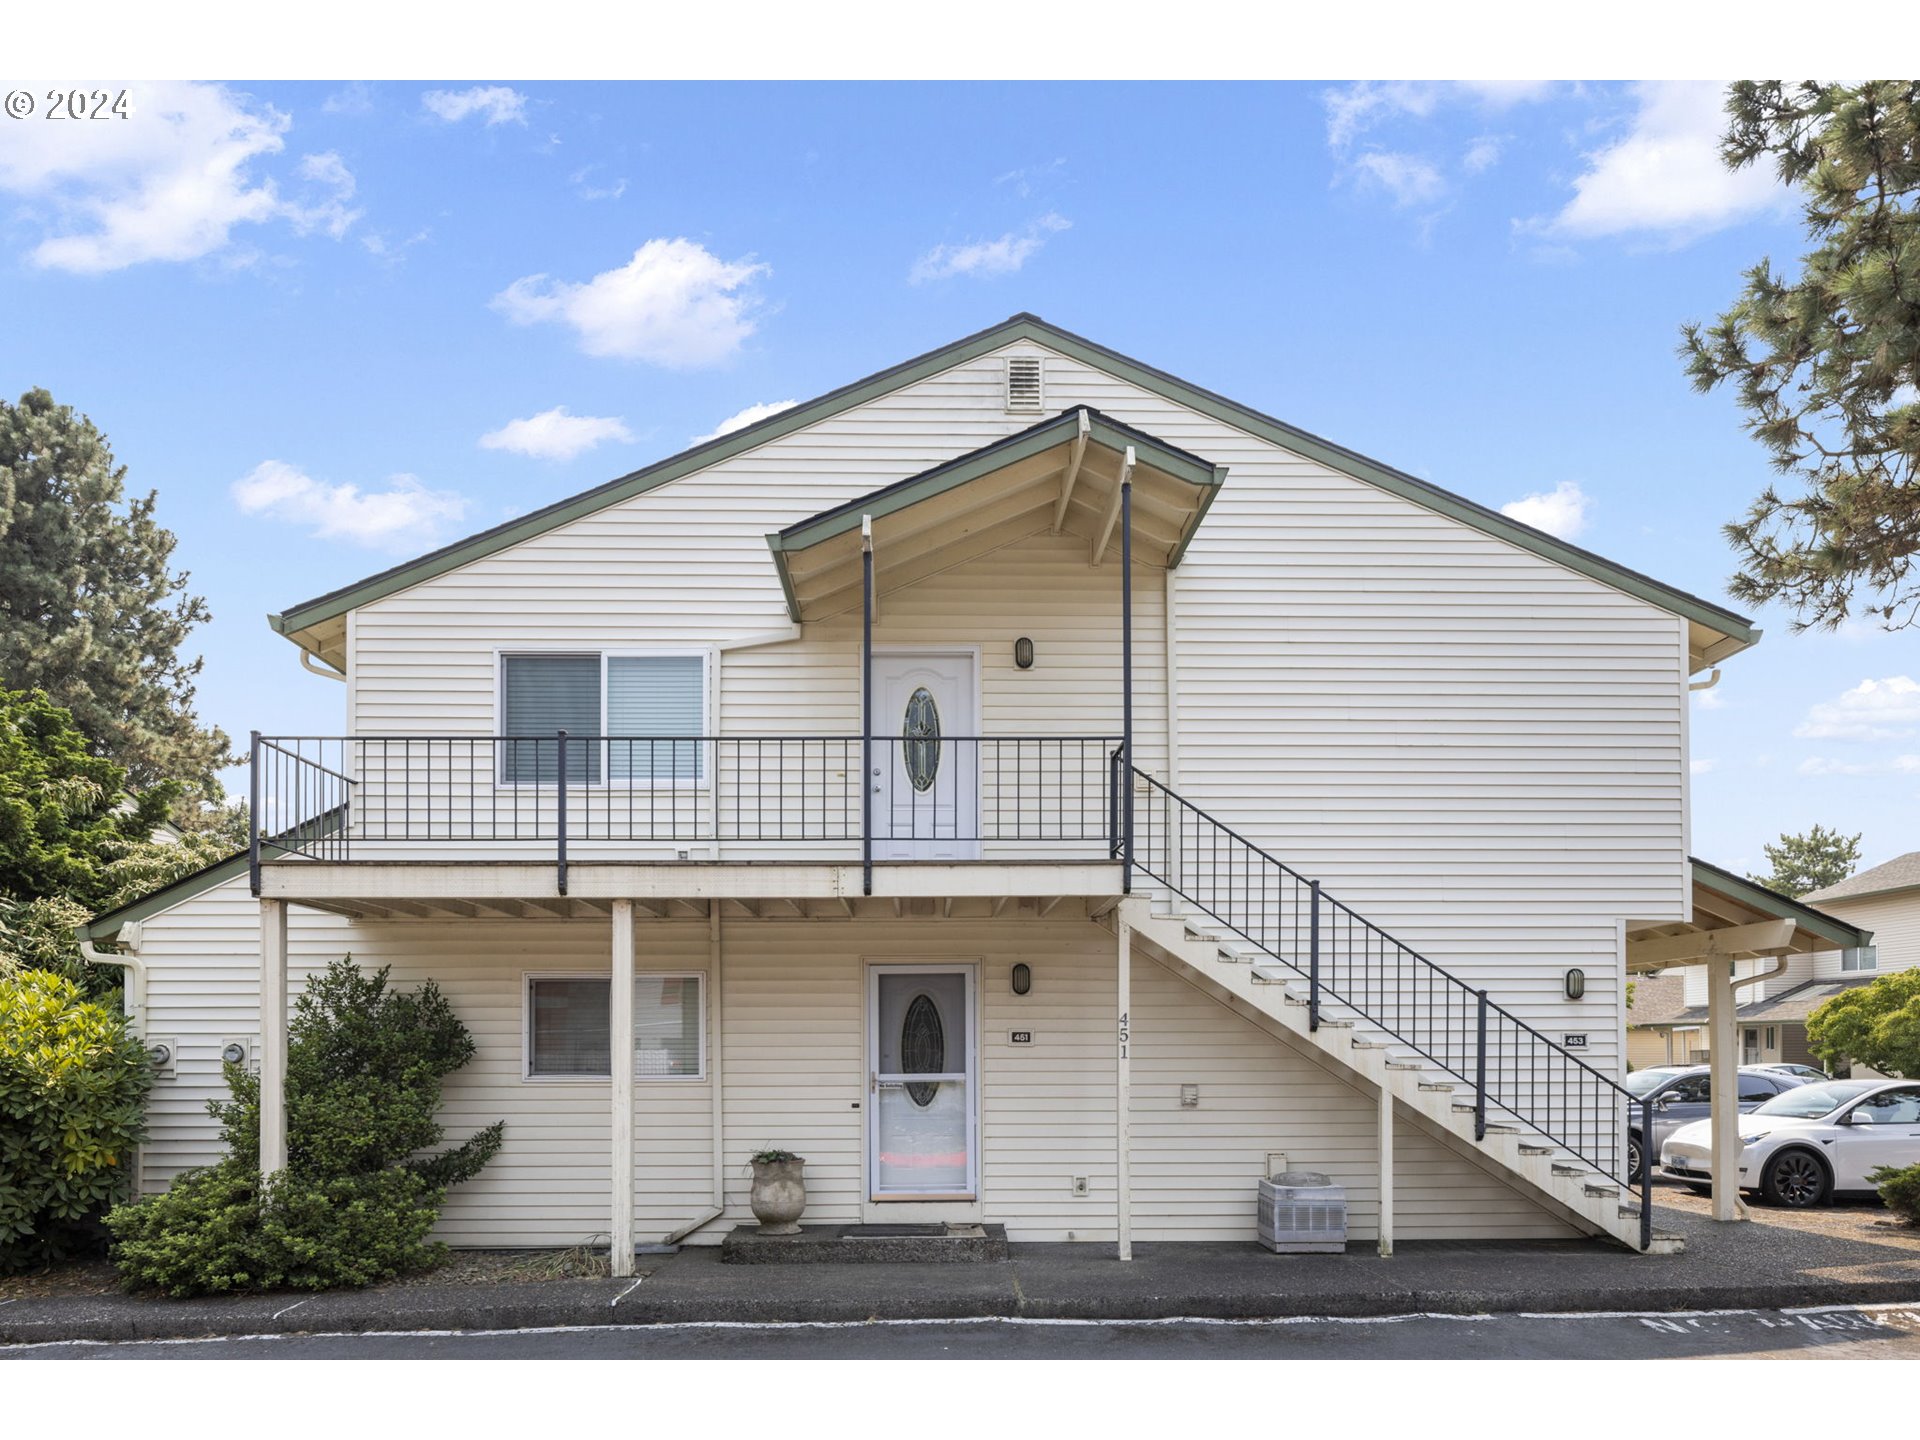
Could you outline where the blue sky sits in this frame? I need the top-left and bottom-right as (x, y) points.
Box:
(2, 79), (1915, 875)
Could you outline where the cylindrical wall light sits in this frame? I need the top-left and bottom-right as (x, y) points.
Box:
(1011, 962), (1033, 996)
(1564, 968), (1586, 1001)
(1013, 637), (1035, 669)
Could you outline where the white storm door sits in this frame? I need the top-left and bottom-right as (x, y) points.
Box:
(870, 651), (978, 860)
(868, 965), (978, 1200)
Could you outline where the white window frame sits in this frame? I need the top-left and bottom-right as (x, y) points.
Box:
(1841, 945), (1878, 972)
(494, 646), (715, 791)
(520, 970), (708, 1083)
(523, 971), (613, 1084)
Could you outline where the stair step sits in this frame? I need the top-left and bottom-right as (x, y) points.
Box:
(1351, 1036), (1396, 1050)
(1483, 1122), (1520, 1134)
(1384, 1059), (1424, 1071)
(1519, 1143), (1556, 1157)
(1417, 1081), (1457, 1092)
(1583, 1183), (1618, 1198)
(1550, 1163), (1591, 1179)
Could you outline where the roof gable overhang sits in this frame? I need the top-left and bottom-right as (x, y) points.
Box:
(1624, 858), (1875, 974)
(765, 407), (1225, 623)
(268, 313), (1759, 672)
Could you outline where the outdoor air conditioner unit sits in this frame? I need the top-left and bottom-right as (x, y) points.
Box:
(1257, 1169), (1347, 1253)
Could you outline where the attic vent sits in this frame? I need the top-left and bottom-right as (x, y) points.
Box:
(1005, 355), (1044, 412)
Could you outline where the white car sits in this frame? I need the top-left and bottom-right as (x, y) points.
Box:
(1660, 1079), (1920, 1208)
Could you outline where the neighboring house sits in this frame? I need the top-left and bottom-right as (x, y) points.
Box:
(1633, 860), (1898, 1074)
(1625, 974), (1695, 1069)
(84, 314), (1857, 1268)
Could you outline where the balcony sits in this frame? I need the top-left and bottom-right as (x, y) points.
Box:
(249, 733), (1127, 893)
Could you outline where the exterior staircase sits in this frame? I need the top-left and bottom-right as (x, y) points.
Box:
(1118, 768), (1680, 1254)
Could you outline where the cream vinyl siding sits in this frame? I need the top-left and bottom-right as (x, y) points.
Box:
(1808, 890), (1920, 980)
(125, 877), (1576, 1244)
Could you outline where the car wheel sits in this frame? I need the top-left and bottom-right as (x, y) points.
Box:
(1761, 1149), (1830, 1208)
(1628, 1134), (1644, 1179)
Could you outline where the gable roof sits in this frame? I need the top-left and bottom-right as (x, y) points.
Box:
(1689, 856), (1875, 953)
(765, 406), (1227, 622)
(1802, 849), (1920, 906)
(268, 313), (1759, 669)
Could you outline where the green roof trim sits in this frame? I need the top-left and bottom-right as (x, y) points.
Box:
(81, 849), (252, 939)
(1690, 856), (1874, 951)
(270, 313), (1758, 653)
(763, 408), (1224, 621)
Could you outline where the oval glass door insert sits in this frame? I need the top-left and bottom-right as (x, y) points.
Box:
(901, 992), (945, 1106)
(903, 686), (941, 792)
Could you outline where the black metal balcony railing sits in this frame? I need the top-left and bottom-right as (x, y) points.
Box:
(250, 732), (1123, 870)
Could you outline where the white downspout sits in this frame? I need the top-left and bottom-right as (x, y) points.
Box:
(661, 903), (727, 1247)
(77, 925), (148, 1195)
(76, 927), (146, 1037)
(1688, 667), (1721, 693)
(300, 650), (347, 682)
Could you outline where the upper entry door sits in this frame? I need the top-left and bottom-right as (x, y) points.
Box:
(870, 652), (978, 860)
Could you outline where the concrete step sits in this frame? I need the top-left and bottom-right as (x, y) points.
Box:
(1519, 1142), (1556, 1157)
(1583, 1182), (1618, 1199)
(1351, 1035), (1396, 1051)
(1417, 1080), (1457, 1092)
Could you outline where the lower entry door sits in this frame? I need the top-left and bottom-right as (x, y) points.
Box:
(868, 964), (978, 1201)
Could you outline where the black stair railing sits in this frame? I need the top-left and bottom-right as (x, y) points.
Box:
(1128, 767), (1654, 1250)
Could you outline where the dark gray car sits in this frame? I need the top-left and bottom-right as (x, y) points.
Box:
(1624, 1066), (1807, 1179)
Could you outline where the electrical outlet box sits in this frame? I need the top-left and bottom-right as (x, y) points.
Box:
(1266, 1151), (1288, 1180)
(1180, 1083), (1200, 1109)
(1071, 1176), (1089, 1196)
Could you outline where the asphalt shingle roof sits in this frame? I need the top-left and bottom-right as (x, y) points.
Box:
(1802, 850), (1920, 905)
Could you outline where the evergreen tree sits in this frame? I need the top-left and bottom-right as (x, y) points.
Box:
(1748, 823), (1862, 897)
(1681, 82), (1920, 630)
(0, 388), (230, 816)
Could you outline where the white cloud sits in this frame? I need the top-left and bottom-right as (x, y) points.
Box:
(421, 86), (527, 126)
(492, 239), (768, 366)
(1793, 676), (1920, 742)
(1693, 687), (1726, 710)
(283, 151), (361, 239)
(1797, 754), (1920, 778)
(693, 399), (799, 445)
(480, 406), (635, 461)
(1323, 81), (1555, 150)
(321, 83), (374, 116)
(570, 165), (627, 202)
(231, 460), (467, 550)
(1690, 758), (1717, 775)
(1535, 81), (1792, 242)
(0, 80), (359, 273)
(1462, 136), (1505, 174)
(910, 212), (1070, 283)
(995, 157), (1067, 198)
(1351, 151), (1446, 209)
(1499, 480), (1591, 540)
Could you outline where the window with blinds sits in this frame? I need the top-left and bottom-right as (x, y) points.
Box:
(608, 655), (704, 782)
(527, 976), (612, 1077)
(524, 973), (706, 1080)
(498, 651), (706, 784)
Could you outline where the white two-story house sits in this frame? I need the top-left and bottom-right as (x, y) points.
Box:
(85, 314), (1856, 1270)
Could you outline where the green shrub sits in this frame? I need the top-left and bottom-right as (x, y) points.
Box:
(107, 957), (502, 1296)
(1873, 1163), (1920, 1226)
(0, 969), (149, 1270)
(1807, 969), (1920, 1079)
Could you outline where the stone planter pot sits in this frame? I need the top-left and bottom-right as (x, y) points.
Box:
(749, 1156), (807, 1234)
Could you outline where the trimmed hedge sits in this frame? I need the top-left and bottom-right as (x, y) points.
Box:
(1874, 1163), (1920, 1227)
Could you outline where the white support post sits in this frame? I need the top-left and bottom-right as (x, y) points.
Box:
(1377, 1081), (1394, 1257)
(1116, 917), (1132, 1262)
(1707, 956), (1743, 1222)
(610, 899), (636, 1276)
(258, 899), (289, 1178)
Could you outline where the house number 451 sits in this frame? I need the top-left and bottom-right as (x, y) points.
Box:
(1118, 1010), (1130, 1059)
